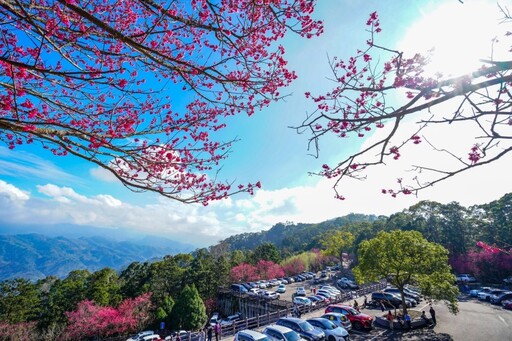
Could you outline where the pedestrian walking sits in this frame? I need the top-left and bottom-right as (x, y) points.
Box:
(404, 312), (412, 330)
(199, 328), (205, 341)
(386, 310), (394, 330)
(214, 322), (221, 341)
(353, 299), (359, 310)
(363, 295), (367, 308)
(380, 300), (385, 312)
(207, 325), (213, 341)
(429, 305), (437, 325)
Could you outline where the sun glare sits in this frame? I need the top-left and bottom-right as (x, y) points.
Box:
(399, 1), (506, 78)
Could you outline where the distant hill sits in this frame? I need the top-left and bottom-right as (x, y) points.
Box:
(0, 233), (194, 281)
(220, 213), (383, 252)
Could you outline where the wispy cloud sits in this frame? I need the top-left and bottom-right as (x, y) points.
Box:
(0, 147), (80, 183)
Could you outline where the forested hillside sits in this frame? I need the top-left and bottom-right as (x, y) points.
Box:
(220, 213), (383, 253)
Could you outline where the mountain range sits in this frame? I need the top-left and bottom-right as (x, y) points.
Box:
(0, 231), (194, 281)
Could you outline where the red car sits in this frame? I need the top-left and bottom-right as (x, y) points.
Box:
(325, 304), (374, 330)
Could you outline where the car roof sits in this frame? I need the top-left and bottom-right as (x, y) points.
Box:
(264, 325), (293, 333)
(238, 330), (268, 339)
(279, 317), (302, 323)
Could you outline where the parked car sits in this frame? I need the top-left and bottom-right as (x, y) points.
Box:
(319, 312), (352, 331)
(337, 278), (358, 290)
(317, 290), (336, 300)
(293, 296), (313, 306)
(307, 296), (323, 304)
(235, 330), (271, 341)
(261, 290), (280, 300)
(277, 284), (287, 293)
(478, 289), (505, 301)
(306, 317), (349, 341)
(296, 287), (307, 296)
(504, 276), (512, 284)
(141, 335), (161, 341)
(324, 304), (374, 330)
(383, 287), (421, 303)
(276, 317), (325, 341)
(470, 287), (491, 297)
(221, 313), (242, 327)
(127, 331), (155, 341)
(316, 291), (335, 302)
(502, 299), (512, 310)
(371, 292), (413, 308)
(320, 286), (341, 295)
(209, 313), (220, 326)
(491, 291), (512, 305)
(456, 274), (477, 283)
(231, 284), (249, 294)
(248, 288), (261, 296)
(263, 324), (305, 341)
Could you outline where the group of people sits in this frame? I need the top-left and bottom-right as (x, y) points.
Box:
(386, 305), (437, 331)
(189, 322), (221, 341)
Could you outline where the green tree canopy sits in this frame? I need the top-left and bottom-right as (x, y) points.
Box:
(171, 284), (207, 330)
(250, 242), (281, 264)
(354, 230), (459, 314)
(321, 230), (355, 265)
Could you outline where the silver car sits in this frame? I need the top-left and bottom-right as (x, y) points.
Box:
(307, 318), (349, 341)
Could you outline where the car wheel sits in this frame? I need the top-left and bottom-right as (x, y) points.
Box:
(353, 321), (363, 330)
(328, 336), (336, 341)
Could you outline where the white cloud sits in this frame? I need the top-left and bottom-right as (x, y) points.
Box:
(0, 180), (30, 202)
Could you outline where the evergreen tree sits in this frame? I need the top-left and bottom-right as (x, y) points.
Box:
(171, 285), (207, 330)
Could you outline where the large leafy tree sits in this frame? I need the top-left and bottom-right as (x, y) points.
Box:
(171, 284), (207, 330)
(299, 9), (512, 200)
(0, 0), (322, 204)
(320, 230), (354, 266)
(354, 230), (459, 315)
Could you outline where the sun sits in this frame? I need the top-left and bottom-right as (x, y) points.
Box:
(399, 1), (507, 78)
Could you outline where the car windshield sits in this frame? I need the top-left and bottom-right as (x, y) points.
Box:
(284, 331), (301, 341)
(257, 336), (271, 341)
(299, 322), (314, 331)
(320, 319), (336, 329)
(347, 307), (359, 315)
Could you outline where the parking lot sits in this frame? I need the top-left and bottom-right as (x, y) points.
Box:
(225, 277), (512, 341)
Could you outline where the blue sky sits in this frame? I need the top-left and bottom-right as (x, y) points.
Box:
(1, 0), (511, 247)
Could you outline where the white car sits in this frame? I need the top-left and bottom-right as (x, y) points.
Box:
(248, 288), (261, 296)
(296, 287), (307, 296)
(293, 296), (313, 306)
(320, 286), (341, 295)
(456, 274), (477, 282)
(126, 331), (154, 341)
(262, 290), (280, 300)
(317, 290), (337, 300)
(221, 314), (242, 327)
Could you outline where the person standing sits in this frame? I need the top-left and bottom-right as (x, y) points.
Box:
(380, 300), (385, 312)
(363, 295), (368, 308)
(214, 322), (221, 341)
(199, 328), (205, 341)
(429, 305), (437, 325)
(404, 312), (412, 330)
(386, 310), (394, 330)
(207, 325), (213, 341)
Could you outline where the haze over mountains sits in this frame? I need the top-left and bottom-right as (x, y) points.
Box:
(0, 223), (194, 281)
